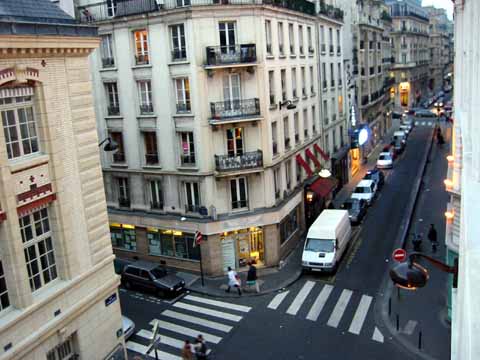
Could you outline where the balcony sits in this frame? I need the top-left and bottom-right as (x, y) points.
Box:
(145, 153), (159, 165)
(171, 49), (187, 62)
(185, 204), (201, 213)
(176, 102), (191, 113)
(319, 2), (344, 21)
(77, 0), (158, 23)
(140, 104), (154, 115)
(102, 57), (115, 68)
(215, 150), (263, 173)
(150, 201), (163, 210)
(107, 105), (120, 116)
(209, 98), (261, 124)
(205, 44), (256, 68)
(118, 197), (131, 208)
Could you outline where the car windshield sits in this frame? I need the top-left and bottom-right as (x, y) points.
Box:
(379, 155), (390, 160)
(150, 267), (167, 279)
(354, 186), (368, 193)
(305, 238), (335, 252)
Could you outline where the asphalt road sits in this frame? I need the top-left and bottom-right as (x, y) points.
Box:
(120, 124), (438, 360)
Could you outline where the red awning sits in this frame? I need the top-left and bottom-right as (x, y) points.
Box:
(17, 194), (56, 217)
(295, 154), (314, 177)
(314, 144), (330, 161)
(0, 210), (6, 222)
(309, 177), (337, 198)
(305, 148), (321, 169)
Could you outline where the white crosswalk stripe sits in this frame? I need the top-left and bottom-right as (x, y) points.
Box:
(286, 280), (316, 315)
(126, 341), (182, 360)
(162, 310), (233, 332)
(149, 319), (223, 343)
(306, 284), (333, 321)
(372, 327), (384, 343)
(326, 289), (353, 328)
(348, 295), (373, 335)
(267, 291), (290, 310)
(184, 295), (251, 313)
(173, 301), (243, 322)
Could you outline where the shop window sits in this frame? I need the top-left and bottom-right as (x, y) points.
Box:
(47, 334), (76, 360)
(148, 229), (200, 260)
(280, 206), (299, 244)
(0, 260), (9, 312)
(110, 224), (136, 251)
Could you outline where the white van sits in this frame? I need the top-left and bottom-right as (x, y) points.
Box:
(302, 210), (351, 273)
(393, 130), (407, 153)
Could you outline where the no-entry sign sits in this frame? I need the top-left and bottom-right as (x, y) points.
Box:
(392, 248), (407, 262)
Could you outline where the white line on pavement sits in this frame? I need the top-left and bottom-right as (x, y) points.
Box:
(326, 289), (353, 328)
(162, 309), (233, 332)
(173, 302), (243, 322)
(267, 291), (290, 310)
(184, 295), (251, 313)
(372, 327), (384, 343)
(402, 320), (418, 335)
(348, 295), (373, 335)
(286, 281), (316, 316)
(306, 284), (333, 321)
(126, 341), (182, 360)
(149, 319), (222, 344)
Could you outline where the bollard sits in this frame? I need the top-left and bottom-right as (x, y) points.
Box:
(418, 331), (422, 350)
(396, 314), (400, 331)
(388, 297), (392, 317)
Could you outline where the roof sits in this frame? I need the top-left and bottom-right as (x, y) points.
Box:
(308, 210), (348, 239)
(357, 179), (375, 187)
(0, 0), (97, 37)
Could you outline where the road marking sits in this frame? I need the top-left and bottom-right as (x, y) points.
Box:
(149, 319), (222, 344)
(162, 309), (233, 332)
(372, 327), (384, 343)
(286, 281), (316, 315)
(402, 320), (418, 335)
(126, 341), (182, 360)
(137, 329), (212, 355)
(267, 291), (290, 310)
(184, 295), (251, 313)
(173, 302), (242, 322)
(348, 295), (373, 335)
(306, 284), (333, 321)
(327, 289), (353, 328)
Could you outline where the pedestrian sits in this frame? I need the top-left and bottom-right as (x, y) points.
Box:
(225, 266), (242, 295)
(246, 261), (260, 293)
(181, 340), (194, 360)
(195, 335), (208, 360)
(428, 224), (438, 253)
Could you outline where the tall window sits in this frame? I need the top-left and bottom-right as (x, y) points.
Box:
(336, 29), (341, 53)
(109, 132), (125, 163)
(176, 0), (191, 7)
(320, 26), (325, 52)
(100, 34), (115, 68)
(278, 22), (284, 55)
(133, 29), (149, 65)
(1, 94), (39, 160)
(268, 70), (275, 106)
(301, 67), (306, 96)
(333, 128), (337, 151)
(185, 182), (200, 212)
(325, 133), (330, 154)
(331, 97), (336, 120)
(137, 80), (153, 114)
(117, 177), (130, 207)
(309, 66), (315, 94)
(303, 108), (308, 138)
(170, 24), (186, 61)
(180, 132), (195, 165)
(105, 82), (120, 116)
(340, 125), (344, 147)
(230, 178), (248, 209)
(283, 116), (290, 149)
(285, 160), (291, 190)
(219, 21), (236, 53)
(322, 63), (327, 89)
(175, 78), (191, 113)
(265, 20), (272, 55)
(329, 28), (333, 53)
(110, 224), (136, 251)
(274, 167), (280, 199)
(46, 335), (76, 360)
(272, 121), (278, 155)
(106, 0), (117, 17)
(288, 23), (295, 54)
(291, 68), (297, 98)
(338, 63), (342, 87)
(296, 159), (302, 182)
(298, 25), (304, 54)
(20, 208), (57, 292)
(307, 26), (313, 53)
(294, 113), (299, 144)
(0, 261), (10, 312)
(312, 105), (316, 134)
(226, 127), (244, 156)
(149, 179), (163, 209)
(281, 69), (287, 101)
(330, 63), (335, 87)
(143, 132), (158, 165)
(338, 95), (344, 114)
(323, 99), (328, 125)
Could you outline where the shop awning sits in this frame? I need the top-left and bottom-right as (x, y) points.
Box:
(314, 144), (330, 161)
(17, 194), (56, 217)
(305, 148), (321, 169)
(295, 154), (313, 177)
(309, 177), (337, 198)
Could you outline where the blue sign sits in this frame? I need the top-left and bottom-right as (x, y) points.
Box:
(105, 293), (117, 307)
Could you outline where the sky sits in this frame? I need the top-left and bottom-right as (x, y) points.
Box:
(422, 0), (454, 20)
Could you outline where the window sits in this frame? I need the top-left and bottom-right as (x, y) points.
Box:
(110, 224), (136, 251)
(231, 177), (248, 209)
(185, 182), (200, 212)
(301, 67), (306, 96)
(117, 177), (130, 207)
(322, 63), (327, 90)
(340, 125), (344, 147)
(180, 132), (195, 165)
(272, 121), (278, 155)
(148, 230), (200, 260)
(331, 97), (336, 120)
(226, 128), (244, 156)
(1, 95), (39, 160)
(320, 26), (325, 52)
(219, 21), (236, 54)
(312, 105), (316, 134)
(298, 25), (304, 54)
(170, 24), (186, 61)
(223, 74), (241, 112)
(294, 113), (299, 144)
(105, 82), (120, 116)
(100, 34), (115, 68)
(291, 68), (297, 98)
(143, 132), (158, 165)
(283, 116), (290, 149)
(20, 208), (57, 292)
(307, 26), (313, 53)
(106, 0), (117, 17)
(133, 29), (149, 65)
(323, 99), (328, 125)
(176, 0), (191, 7)
(46, 334), (76, 360)
(278, 22), (284, 55)
(265, 20), (272, 55)
(303, 109), (308, 138)
(336, 29), (341, 53)
(109, 132), (125, 163)
(330, 63), (335, 87)
(309, 66), (315, 94)
(296, 159), (302, 182)
(285, 160), (291, 190)
(288, 23), (295, 54)
(0, 261), (9, 312)
(268, 70), (275, 106)
(280, 207), (298, 244)
(175, 78), (191, 113)
(281, 69), (286, 101)
(325, 133), (330, 154)
(338, 63), (342, 87)
(329, 28), (333, 53)
(338, 95), (343, 115)
(274, 167), (280, 199)
(149, 179), (163, 209)
(333, 128), (337, 151)
(137, 80), (153, 114)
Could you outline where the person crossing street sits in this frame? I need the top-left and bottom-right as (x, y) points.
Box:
(428, 224), (438, 253)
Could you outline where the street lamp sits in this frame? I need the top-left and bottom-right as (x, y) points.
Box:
(390, 252), (458, 290)
(319, 169), (332, 178)
(98, 137), (118, 152)
(279, 100), (297, 110)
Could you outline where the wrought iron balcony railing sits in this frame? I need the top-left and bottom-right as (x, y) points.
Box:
(206, 44), (256, 66)
(181, 154), (196, 166)
(108, 105), (120, 116)
(176, 102), (191, 113)
(135, 54), (149, 65)
(172, 49), (187, 61)
(113, 152), (125, 163)
(145, 153), (159, 165)
(210, 98), (260, 122)
(102, 57), (115, 68)
(118, 197), (131, 208)
(140, 104), (154, 114)
(215, 150), (263, 172)
(150, 201), (163, 210)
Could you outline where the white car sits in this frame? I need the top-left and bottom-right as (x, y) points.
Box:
(351, 179), (377, 205)
(399, 124), (410, 135)
(377, 152), (393, 169)
(122, 316), (135, 340)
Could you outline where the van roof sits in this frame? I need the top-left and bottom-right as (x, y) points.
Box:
(307, 210), (349, 239)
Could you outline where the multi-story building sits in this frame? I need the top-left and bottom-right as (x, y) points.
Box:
(75, 0), (339, 276)
(0, 1), (124, 359)
(386, 0), (431, 109)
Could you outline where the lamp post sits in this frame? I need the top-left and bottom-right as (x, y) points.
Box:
(98, 137), (118, 152)
(180, 217), (205, 286)
(279, 100), (297, 110)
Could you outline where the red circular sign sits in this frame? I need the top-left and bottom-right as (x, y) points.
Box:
(392, 248), (407, 262)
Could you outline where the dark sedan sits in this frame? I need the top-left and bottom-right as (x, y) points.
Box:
(341, 198), (368, 224)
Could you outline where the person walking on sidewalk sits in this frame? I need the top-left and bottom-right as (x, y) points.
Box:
(428, 224), (438, 253)
(226, 266), (242, 295)
(246, 261), (260, 293)
(195, 335), (209, 360)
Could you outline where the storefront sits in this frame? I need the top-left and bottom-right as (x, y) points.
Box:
(220, 227), (264, 272)
(331, 145), (350, 192)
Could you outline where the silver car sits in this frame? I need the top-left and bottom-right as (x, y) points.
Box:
(122, 316), (135, 340)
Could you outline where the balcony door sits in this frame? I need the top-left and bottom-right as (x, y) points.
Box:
(223, 74), (241, 116)
(226, 127), (244, 157)
(219, 21), (236, 54)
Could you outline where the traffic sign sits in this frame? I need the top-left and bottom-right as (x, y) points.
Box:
(392, 248), (407, 262)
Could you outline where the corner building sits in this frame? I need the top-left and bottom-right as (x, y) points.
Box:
(0, 1), (124, 359)
(76, 0), (344, 276)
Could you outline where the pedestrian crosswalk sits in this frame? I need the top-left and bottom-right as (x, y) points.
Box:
(267, 282), (382, 343)
(414, 121), (436, 127)
(126, 294), (252, 359)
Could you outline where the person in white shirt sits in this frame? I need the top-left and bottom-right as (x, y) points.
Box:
(226, 266), (242, 296)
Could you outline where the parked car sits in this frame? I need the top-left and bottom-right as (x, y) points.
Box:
(121, 261), (186, 298)
(114, 257), (133, 275)
(402, 116), (415, 128)
(363, 169), (385, 190)
(444, 101), (453, 112)
(414, 109), (437, 119)
(399, 124), (411, 136)
(392, 130), (407, 154)
(341, 198), (367, 224)
(351, 179), (377, 205)
(382, 144), (396, 160)
(122, 316), (135, 340)
(376, 152), (394, 169)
